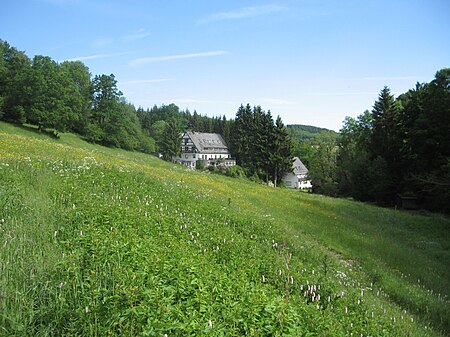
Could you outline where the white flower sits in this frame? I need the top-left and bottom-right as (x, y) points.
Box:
(208, 319), (213, 328)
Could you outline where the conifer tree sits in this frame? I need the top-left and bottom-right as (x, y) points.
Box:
(159, 118), (181, 161)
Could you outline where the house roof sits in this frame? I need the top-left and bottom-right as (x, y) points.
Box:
(292, 157), (308, 175)
(185, 131), (229, 153)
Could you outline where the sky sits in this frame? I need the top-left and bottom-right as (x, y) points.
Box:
(1, 0), (449, 131)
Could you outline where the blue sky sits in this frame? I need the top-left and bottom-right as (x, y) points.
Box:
(1, 0), (449, 130)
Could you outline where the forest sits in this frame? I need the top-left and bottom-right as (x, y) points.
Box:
(1, 39), (449, 213)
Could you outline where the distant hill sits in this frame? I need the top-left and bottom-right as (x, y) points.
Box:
(286, 124), (338, 141)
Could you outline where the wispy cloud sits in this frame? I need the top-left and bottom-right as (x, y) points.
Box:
(305, 92), (377, 96)
(198, 4), (287, 24)
(262, 98), (295, 105)
(362, 76), (418, 81)
(120, 79), (172, 85)
(38, 0), (82, 6)
(130, 50), (229, 66)
(62, 51), (133, 62)
(92, 37), (115, 48)
(172, 98), (216, 104)
(125, 28), (151, 41)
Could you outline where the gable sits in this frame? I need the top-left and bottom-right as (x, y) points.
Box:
(292, 157), (308, 175)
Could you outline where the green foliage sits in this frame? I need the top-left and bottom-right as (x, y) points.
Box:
(338, 70), (450, 212)
(0, 40), (157, 154)
(159, 118), (181, 160)
(0, 40), (31, 124)
(195, 159), (205, 170)
(232, 104), (293, 185)
(287, 124), (337, 141)
(308, 132), (339, 196)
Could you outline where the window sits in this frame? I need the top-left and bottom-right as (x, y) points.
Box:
(193, 154), (196, 158)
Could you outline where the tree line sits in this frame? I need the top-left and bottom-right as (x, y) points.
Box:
(302, 69), (449, 213)
(0, 40), (293, 185)
(2, 40), (448, 211)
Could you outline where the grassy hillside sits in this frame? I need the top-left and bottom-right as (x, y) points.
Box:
(1, 121), (449, 336)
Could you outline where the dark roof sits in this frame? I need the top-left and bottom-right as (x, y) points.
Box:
(292, 157), (308, 175)
(186, 131), (229, 153)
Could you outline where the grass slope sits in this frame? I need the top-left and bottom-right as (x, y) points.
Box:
(1, 121), (449, 336)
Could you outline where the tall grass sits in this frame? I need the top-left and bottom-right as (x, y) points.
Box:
(1, 121), (449, 336)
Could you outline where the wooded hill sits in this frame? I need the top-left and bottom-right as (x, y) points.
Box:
(287, 124), (337, 140)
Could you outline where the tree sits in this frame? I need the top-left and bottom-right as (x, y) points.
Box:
(398, 69), (450, 211)
(88, 74), (122, 144)
(232, 104), (293, 184)
(270, 116), (294, 186)
(60, 61), (92, 134)
(369, 87), (403, 203)
(26, 55), (74, 132)
(337, 111), (373, 200)
(308, 132), (338, 196)
(0, 40), (31, 124)
(159, 118), (181, 161)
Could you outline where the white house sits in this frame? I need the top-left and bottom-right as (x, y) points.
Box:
(176, 131), (236, 169)
(282, 157), (312, 189)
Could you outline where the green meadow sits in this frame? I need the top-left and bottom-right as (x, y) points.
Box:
(1, 121), (449, 336)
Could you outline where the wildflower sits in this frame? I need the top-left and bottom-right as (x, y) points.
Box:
(291, 277), (294, 284)
(208, 320), (213, 328)
(80, 230), (83, 236)
(345, 307), (348, 314)
(85, 306), (89, 313)
(54, 230), (58, 237)
(262, 275), (266, 283)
